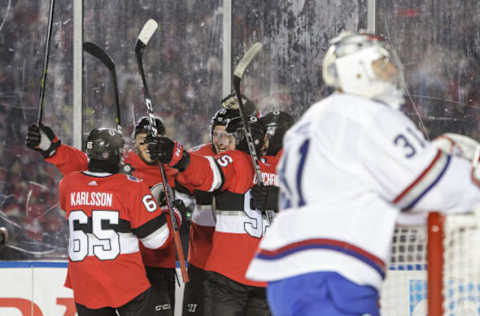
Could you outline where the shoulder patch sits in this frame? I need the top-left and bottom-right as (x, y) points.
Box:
(190, 145), (202, 152)
(127, 175), (142, 183)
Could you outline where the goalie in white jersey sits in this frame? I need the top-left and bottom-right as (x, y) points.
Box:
(246, 31), (480, 316)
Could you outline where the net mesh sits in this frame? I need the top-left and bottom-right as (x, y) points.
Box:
(381, 225), (428, 315)
(443, 214), (480, 316)
(381, 214), (480, 316)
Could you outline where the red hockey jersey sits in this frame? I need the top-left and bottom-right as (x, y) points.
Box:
(124, 151), (178, 269)
(186, 143), (216, 269)
(176, 149), (279, 286)
(59, 171), (171, 308)
(47, 144), (179, 268)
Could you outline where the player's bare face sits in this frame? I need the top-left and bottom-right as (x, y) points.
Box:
(135, 133), (153, 163)
(372, 56), (398, 82)
(212, 126), (235, 153)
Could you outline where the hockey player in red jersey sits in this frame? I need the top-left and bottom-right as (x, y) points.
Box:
(59, 127), (175, 315)
(250, 111), (294, 212)
(26, 116), (180, 315)
(126, 116), (181, 312)
(181, 94), (256, 316)
(147, 109), (279, 316)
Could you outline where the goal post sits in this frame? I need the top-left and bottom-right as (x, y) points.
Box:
(427, 212), (444, 316)
(381, 211), (480, 316)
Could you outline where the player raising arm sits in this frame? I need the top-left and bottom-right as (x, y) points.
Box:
(59, 128), (176, 316)
(245, 31), (480, 316)
(26, 117), (181, 316)
(147, 111), (277, 316)
(181, 95), (249, 316)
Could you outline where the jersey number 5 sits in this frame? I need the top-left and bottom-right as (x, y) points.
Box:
(243, 190), (269, 238)
(216, 155), (233, 167)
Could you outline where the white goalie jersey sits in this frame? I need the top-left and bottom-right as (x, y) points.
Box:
(246, 93), (480, 290)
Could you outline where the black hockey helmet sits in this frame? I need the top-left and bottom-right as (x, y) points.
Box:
(225, 114), (266, 155)
(260, 111), (294, 156)
(86, 128), (125, 162)
(210, 93), (258, 134)
(134, 116), (165, 137)
(211, 108), (240, 132)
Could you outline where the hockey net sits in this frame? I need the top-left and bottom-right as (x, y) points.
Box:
(380, 212), (480, 316)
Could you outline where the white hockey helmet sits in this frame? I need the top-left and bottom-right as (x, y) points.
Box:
(322, 31), (405, 109)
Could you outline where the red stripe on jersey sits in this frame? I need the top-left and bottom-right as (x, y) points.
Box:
(257, 238), (386, 277)
(393, 149), (442, 204)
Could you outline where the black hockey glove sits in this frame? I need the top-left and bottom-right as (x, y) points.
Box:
(251, 184), (280, 212)
(173, 199), (192, 223)
(145, 135), (190, 171)
(0, 227), (7, 249)
(26, 124), (61, 158)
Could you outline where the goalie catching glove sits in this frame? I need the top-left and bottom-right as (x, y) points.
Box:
(26, 124), (61, 158)
(145, 135), (190, 171)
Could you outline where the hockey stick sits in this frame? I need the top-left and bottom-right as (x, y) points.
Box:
(83, 42), (122, 132)
(135, 19), (189, 283)
(232, 43), (276, 221)
(232, 43), (264, 186)
(37, 0), (56, 125)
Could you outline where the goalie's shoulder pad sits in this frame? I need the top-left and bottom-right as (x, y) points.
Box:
(432, 133), (480, 161)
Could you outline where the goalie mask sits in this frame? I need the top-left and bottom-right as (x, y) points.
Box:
(322, 31), (405, 109)
(86, 128), (125, 168)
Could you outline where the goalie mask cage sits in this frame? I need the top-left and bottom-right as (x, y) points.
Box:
(380, 212), (480, 316)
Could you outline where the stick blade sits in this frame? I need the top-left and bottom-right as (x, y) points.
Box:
(83, 42), (115, 70)
(137, 19), (159, 47)
(233, 42), (263, 79)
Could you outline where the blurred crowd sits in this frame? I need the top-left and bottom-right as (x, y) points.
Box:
(0, 1), (225, 259)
